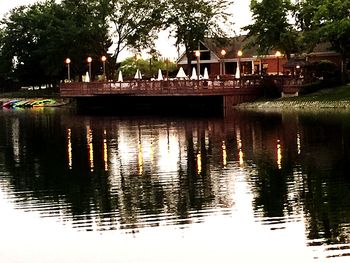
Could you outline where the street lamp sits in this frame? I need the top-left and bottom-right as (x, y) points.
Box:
(101, 55), (107, 80)
(275, 51), (281, 75)
(65, 58), (71, 81)
(195, 50), (200, 80)
(220, 49), (226, 75)
(87, 56), (92, 81)
(237, 50), (243, 79)
(296, 64), (301, 77)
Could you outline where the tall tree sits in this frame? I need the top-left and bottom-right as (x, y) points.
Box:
(56, 0), (112, 79)
(243, 0), (299, 59)
(165, 0), (233, 74)
(108, 0), (166, 64)
(296, 0), (350, 79)
(0, 0), (111, 88)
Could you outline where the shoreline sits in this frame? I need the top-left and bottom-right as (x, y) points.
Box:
(236, 100), (350, 111)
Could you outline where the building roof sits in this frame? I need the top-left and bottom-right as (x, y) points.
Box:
(176, 35), (340, 63)
(202, 36), (258, 58)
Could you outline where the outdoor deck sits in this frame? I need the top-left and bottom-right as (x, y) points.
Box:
(59, 76), (308, 113)
(60, 78), (263, 98)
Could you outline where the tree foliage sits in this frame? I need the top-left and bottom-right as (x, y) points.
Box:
(296, 0), (350, 60)
(0, 0), (111, 88)
(243, 0), (299, 59)
(108, 0), (166, 63)
(165, 0), (233, 74)
(119, 56), (177, 79)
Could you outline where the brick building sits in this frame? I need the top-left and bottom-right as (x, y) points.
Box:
(176, 36), (343, 78)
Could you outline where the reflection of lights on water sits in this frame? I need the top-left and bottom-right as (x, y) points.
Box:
(197, 151), (202, 175)
(277, 139), (282, 169)
(103, 129), (108, 171)
(222, 141), (227, 167)
(138, 141), (143, 175)
(158, 131), (180, 173)
(86, 126), (94, 172)
(236, 128), (244, 166)
(205, 130), (210, 150)
(236, 128), (241, 149)
(239, 148), (244, 166)
(297, 132), (301, 155)
(67, 129), (73, 170)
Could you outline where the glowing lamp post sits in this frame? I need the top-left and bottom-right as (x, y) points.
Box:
(275, 51), (281, 75)
(296, 64), (301, 77)
(220, 49), (226, 75)
(87, 57), (92, 81)
(65, 58), (71, 81)
(101, 55), (107, 80)
(237, 50), (243, 79)
(195, 50), (200, 80)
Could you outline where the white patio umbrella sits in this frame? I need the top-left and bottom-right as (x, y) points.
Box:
(157, 69), (163, 80)
(134, 69), (142, 79)
(235, 63), (240, 79)
(190, 67), (197, 80)
(85, 71), (90, 82)
(203, 67), (209, 80)
(118, 71), (123, 82)
(176, 67), (187, 79)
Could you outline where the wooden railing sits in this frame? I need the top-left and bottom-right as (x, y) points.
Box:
(280, 77), (310, 94)
(60, 77), (263, 97)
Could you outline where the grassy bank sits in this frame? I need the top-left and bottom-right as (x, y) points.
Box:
(0, 88), (60, 99)
(237, 83), (350, 110)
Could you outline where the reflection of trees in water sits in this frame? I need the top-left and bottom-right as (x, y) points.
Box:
(298, 115), (350, 245)
(242, 111), (350, 245)
(0, 113), (236, 231)
(2, 109), (350, 243)
(252, 154), (288, 218)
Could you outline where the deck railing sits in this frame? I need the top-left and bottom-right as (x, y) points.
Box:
(60, 76), (312, 98)
(60, 77), (263, 97)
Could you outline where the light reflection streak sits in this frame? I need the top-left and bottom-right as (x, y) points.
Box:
(67, 129), (72, 169)
(236, 128), (244, 166)
(205, 130), (210, 150)
(158, 131), (180, 173)
(197, 151), (202, 175)
(86, 125), (94, 172)
(222, 141), (227, 167)
(103, 129), (108, 171)
(277, 139), (282, 169)
(297, 132), (301, 155)
(239, 149), (244, 166)
(138, 141), (143, 175)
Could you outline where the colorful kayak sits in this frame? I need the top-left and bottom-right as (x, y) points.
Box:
(12, 100), (31, 108)
(2, 100), (21, 108)
(31, 99), (56, 107)
(2, 98), (65, 109)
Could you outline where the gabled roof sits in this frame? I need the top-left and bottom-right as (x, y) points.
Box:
(176, 35), (258, 63)
(202, 36), (258, 58)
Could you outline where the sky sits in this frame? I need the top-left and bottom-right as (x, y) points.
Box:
(0, 0), (253, 60)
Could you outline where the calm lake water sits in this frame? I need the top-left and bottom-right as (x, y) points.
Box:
(1, 107), (350, 262)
